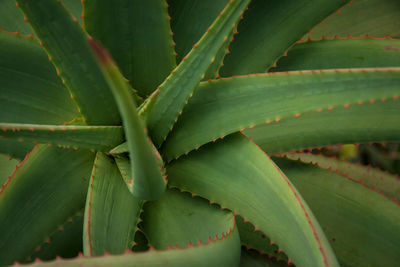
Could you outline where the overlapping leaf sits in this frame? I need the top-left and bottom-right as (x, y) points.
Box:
(83, 0), (176, 97)
(163, 68), (400, 160)
(147, 0), (250, 146)
(0, 123), (123, 151)
(220, 0), (349, 76)
(0, 145), (94, 266)
(89, 39), (165, 200)
(245, 99), (400, 154)
(167, 134), (339, 266)
(275, 156), (400, 266)
(83, 153), (142, 256)
(16, 0), (121, 125)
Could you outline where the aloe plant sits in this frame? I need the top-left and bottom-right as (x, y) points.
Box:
(0, 0), (399, 266)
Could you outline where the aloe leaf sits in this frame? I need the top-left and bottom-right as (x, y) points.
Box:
(0, 0), (82, 35)
(109, 142), (129, 155)
(0, 139), (34, 160)
(275, 157), (400, 266)
(163, 68), (400, 161)
(30, 214), (84, 262)
(0, 123), (124, 152)
(240, 249), (288, 267)
(83, 153), (142, 256)
(168, 0), (230, 63)
(147, 0), (250, 146)
(0, 0), (33, 34)
(15, 0), (121, 125)
(167, 134), (339, 266)
(83, 0), (175, 97)
(141, 189), (237, 251)
(0, 153), (19, 185)
(281, 152), (400, 200)
(236, 216), (289, 262)
(113, 153), (164, 194)
(245, 99), (400, 154)
(0, 32), (79, 124)
(219, 0), (349, 76)
(306, 0), (400, 39)
(28, 224), (240, 267)
(0, 145), (95, 266)
(271, 38), (400, 72)
(89, 39), (165, 200)
(168, 0), (234, 79)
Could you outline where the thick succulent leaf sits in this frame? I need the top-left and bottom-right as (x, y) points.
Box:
(0, 123), (123, 152)
(163, 68), (400, 161)
(83, 153), (142, 256)
(245, 99), (400, 154)
(281, 152), (400, 200)
(275, 157), (400, 267)
(0, 0), (82, 34)
(167, 134), (339, 267)
(147, 0), (250, 146)
(271, 38), (400, 72)
(83, 0), (176, 97)
(141, 189), (235, 250)
(220, 0), (349, 76)
(168, 0), (229, 63)
(28, 226), (240, 266)
(113, 153), (164, 199)
(16, 0), (121, 125)
(203, 27), (236, 80)
(89, 39), (166, 200)
(30, 214), (84, 262)
(236, 216), (288, 262)
(0, 153), (19, 185)
(0, 0), (33, 34)
(0, 145), (94, 266)
(0, 139), (34, 160)
(0, 32), (79, 124)
(168, 0), (235, 79)
(109, 142), (129, 155)
(240, 249), (288, 267)
(306, 0), (400, 39)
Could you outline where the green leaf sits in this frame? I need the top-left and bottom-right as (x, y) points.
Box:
(0, 139), (34, 160)
(167, 134), (339, 267)
(275, 156), (400, 267)
(0, 153), (19, 185)
(89, 39), (166, 200)
(0, 145), (95, 266)
(305, 0), (400, 39)
(169, 0), (229, 63)
(236, 216), (289, 262)
(30, 214), (84, 262)
(271, 38), (400, 72)
(0, 32), (79, 124)
(163, 68), (400, 161)
(147, 0), (251, 146)
(280, 152), (400, 200)
(113, 153), (164, 195)
(245, 98), (400, 154)
(0, 0), (82, 35)
(168, 0), (235, 80)
(141, 189), (236, 250)
(240, 249), (288, 267)
(28, 223), (240, 266)
(0, 123), (124, 152)
(83, 0), (176, 97)
(220, 0), (349, 76)
(16, 0), (121, 125)
(83, 153), (142, 256)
